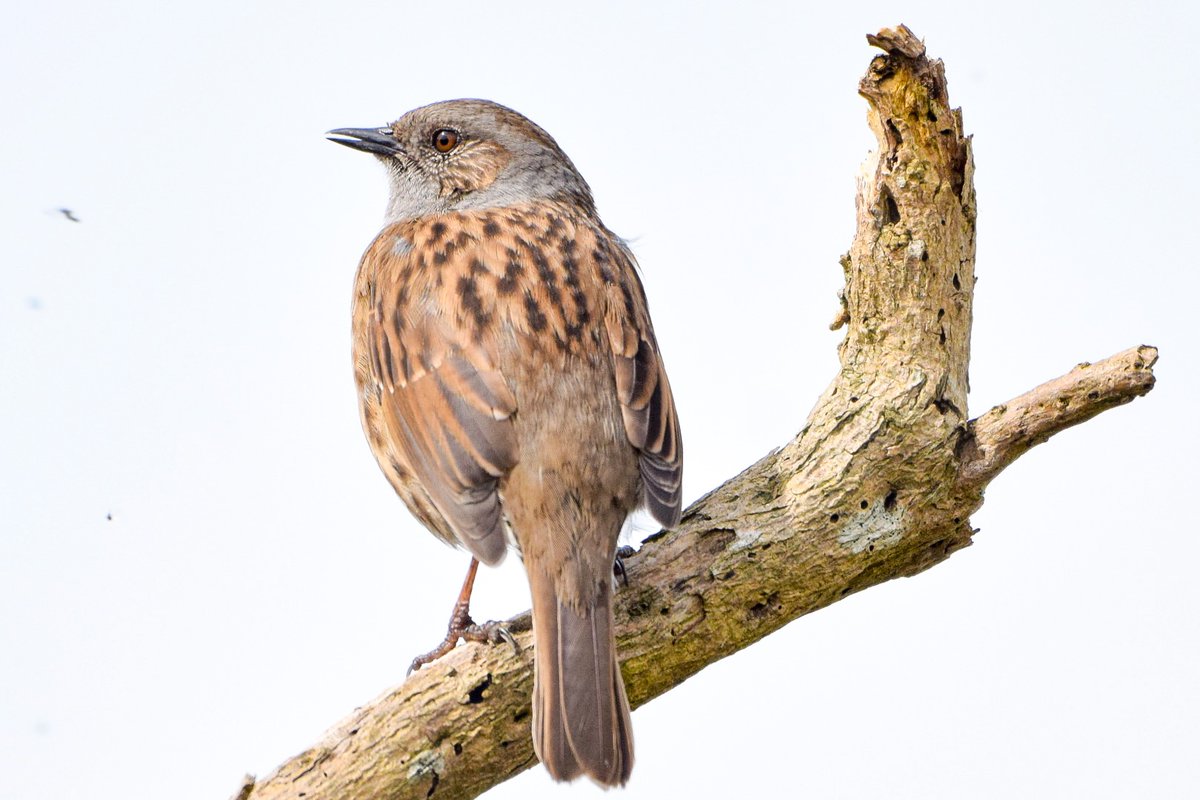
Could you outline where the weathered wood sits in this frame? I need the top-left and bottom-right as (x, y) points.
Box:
(236, 24), (1156, 800)
(957, 345), (1157, 490)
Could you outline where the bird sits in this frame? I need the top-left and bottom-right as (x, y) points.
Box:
(57, 208), (80, 222)
(328, 99), (682, 786)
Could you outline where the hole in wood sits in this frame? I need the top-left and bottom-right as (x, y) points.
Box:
(467, 673), (493, 704)
(879, 185), (901, 225)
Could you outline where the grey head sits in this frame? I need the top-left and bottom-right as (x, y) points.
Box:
(328, 99), (595, 223)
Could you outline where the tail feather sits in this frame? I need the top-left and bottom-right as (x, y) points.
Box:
(532, 593), (583, 782)
(531, 573), (633, 786)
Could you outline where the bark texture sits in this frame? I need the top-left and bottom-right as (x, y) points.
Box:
(234, 24), (1157, 800)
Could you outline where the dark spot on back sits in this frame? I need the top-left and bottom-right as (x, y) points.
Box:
(524, 292), (547, 332)
(565, 320), (587, 341)
(526, 244), (561, 306)
(430, 221), (447, 241)
(483, 219), (501, 238)
(571, 288), (589, 315)
(457, 275), (490, 329)
(497, 254), (523, 295)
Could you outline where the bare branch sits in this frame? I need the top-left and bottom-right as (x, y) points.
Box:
(957, 346), (1159, 490)
(238, 25), (1157, 800)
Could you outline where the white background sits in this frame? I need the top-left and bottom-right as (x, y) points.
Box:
(2, 1), (1196, 798)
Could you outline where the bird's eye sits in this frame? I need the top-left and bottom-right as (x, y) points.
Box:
(432, 128), (459, 153)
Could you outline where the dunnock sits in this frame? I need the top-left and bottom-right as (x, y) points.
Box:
(329, 99), (682, 785)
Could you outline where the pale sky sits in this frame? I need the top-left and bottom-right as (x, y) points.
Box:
(2, 1), (1197, 798)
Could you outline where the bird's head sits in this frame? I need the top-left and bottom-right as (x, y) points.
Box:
(328, 99), (594, 222)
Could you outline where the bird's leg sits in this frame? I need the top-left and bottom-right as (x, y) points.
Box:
(613, 544), (636, 586)
(408, 557), (519, 674)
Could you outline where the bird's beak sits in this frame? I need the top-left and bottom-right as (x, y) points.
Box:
(326, 127), (403, 157)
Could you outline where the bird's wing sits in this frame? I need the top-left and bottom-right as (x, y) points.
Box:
(362, 242), (518, 566)
(601, 240), (683, 529)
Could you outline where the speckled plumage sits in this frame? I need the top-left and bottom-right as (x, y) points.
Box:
(331, 99), (682, 786)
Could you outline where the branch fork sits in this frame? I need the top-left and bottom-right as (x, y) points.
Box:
(237, 24), (1156, 800)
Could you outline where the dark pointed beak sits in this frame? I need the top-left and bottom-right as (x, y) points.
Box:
(326, 127), (403, 156)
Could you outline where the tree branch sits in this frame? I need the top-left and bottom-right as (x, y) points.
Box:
(957, 345), (1158, 490)
(236, 24), (1157, 800)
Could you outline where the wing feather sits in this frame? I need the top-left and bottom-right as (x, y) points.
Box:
(602, 244), (683, 529)
(362, 238), (519, 566)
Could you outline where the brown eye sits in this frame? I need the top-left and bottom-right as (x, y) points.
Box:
(432, 128), (459, 153)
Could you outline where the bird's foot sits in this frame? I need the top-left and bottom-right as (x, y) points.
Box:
(613, 544), (636, 586)
(408, 605), (518, 674)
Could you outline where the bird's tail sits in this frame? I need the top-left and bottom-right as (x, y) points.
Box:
(529, 567), (633, 786)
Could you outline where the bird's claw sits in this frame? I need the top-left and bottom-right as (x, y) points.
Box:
(463, 619), (520, 656)
(613, 545), (636, 586)
(407, 602), (519, 676)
